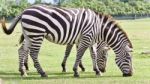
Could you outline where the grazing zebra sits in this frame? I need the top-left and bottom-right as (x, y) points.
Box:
(1, 5), (133, 77)
(19, 34), (109, 73)
(61, 41), (109, 73)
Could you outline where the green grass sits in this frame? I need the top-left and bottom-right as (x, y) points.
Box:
(0, 18), (150, 84)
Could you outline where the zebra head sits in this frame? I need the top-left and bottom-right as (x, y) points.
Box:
(96, 13), (133, 76)
(115, 43), (133, 77)
(96, 43), (110, 73)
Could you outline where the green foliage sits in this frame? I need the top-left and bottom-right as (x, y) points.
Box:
(62, 0), (150, 15)
(0, 0), (150, 18)
(35, 0), (42, 4)
(0, 0), (30, 18)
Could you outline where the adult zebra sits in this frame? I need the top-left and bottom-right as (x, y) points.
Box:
(1, 5), (133, 77)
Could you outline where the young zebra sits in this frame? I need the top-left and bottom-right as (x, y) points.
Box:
(1, 5), (133, 77)
(61, 41), (109, 73)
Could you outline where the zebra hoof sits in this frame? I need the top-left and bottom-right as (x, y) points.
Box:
(20, 70), (25, 76)
(22, 73), (28, 77)
(81, 68), (85, 72)
(99, 68), (106, 73)
(20, 72), (24, 76)
(96, 72), (101, 76)
(26, 67), (29, 71)
(41, 72), (48, 77)
(74, 74), (79, 77)
(62, 69), (66, 72)
(94, 69), (101, 76)
(123, 73), (132, 77)
(62, 70), (66, 72)
(61, 63), (66, 72)
(20, 72), (28, 77)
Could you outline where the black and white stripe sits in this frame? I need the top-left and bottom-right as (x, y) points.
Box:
(1, 5), (133, 77)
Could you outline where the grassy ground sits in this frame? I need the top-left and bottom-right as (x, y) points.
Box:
(0, 18), (150, 84)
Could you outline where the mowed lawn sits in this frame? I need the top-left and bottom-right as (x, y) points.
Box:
(0, 18), (150, 84)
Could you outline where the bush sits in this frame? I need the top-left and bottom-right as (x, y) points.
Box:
(0, 0), (150, 18)
(62, 0), (150, 16)
(0, 0), (30, 18)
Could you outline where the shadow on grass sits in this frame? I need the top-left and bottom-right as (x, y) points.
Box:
(0, 71), (123, 80)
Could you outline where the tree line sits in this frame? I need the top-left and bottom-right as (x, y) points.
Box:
(0, 0), (150, 18)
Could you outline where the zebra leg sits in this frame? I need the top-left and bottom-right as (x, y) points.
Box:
(76, 45), (85, 72)
(96, 42), (110, 73)
(73, 43), (88, 77)
(97, 50), (108, 73)
(89, 44), (101, 76)
(29, 37), (47, 77)
(18, 45), (29, 77)
(30, 50), (47, 77)
(96, 46), (109, 73)
(24, 51), (29, 71)
(61, 44), (73, 72)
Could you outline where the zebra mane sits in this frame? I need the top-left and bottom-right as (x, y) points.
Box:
(112, 18), (133, 48)
(94, 11), (133, 48)
(115, 22), (133, 48)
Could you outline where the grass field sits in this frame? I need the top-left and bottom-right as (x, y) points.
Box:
(0, 18), (150, 84)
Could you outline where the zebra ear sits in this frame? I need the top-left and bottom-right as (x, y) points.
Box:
(125, 45), (133, 52)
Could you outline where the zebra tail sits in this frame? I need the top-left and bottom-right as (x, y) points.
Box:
(19, 34), (24, 44)
(1, 15), (21, 35)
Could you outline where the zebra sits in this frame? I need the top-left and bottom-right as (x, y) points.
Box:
(1, 5), (133, 77)
(61, 41), (110, 73)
